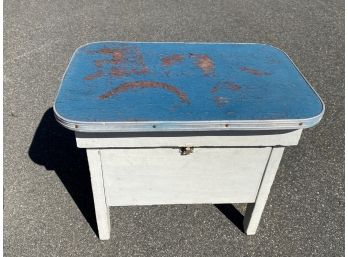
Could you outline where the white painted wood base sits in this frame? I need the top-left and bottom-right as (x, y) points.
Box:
(86, 149), (110, 240)
(243, 147), (285, 235)
(100, 147), (271, 205)
(78, 131), (301, 239)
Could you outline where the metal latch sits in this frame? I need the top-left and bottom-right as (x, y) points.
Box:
(179, 146), (194, 155)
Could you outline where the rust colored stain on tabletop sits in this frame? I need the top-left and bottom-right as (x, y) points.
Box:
(99, 81), (190, 104)
(84, 71), (103, 80)
(96, 48), (125, 64)
(189, 54), (214, 75)
(92, 46), (149, 77)
(240, 66), (271, 76)
(161, 54), (184, 66)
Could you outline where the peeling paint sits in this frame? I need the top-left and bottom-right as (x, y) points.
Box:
(189, 53), (214, 75)
(214, 96), (229, 107)
(99, 81), (190, 104)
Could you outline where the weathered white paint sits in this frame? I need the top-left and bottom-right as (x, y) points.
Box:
(80, 130), (300, 239)
(100, 147), (272, 206)
(75, 130), (302, 148)
(86, 149), (110, 240)
(243, 147), (285, 235)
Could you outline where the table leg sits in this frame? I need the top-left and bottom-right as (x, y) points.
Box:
(243, 147), (285, 235)
(86, 149), (111, 240)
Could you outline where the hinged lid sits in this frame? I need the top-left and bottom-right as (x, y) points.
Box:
(54, 42), (324, 132)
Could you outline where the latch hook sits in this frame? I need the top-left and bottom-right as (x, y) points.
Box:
(179, 146), (194, 155)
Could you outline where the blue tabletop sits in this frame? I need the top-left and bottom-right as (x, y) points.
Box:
(54, 42), (324, 132)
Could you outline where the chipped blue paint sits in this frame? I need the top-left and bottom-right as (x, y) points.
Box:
(54, 42), (324, 131)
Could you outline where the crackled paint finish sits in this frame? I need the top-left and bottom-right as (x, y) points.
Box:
(54, 42), (323, 123)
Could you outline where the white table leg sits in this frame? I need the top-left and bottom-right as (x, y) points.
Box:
(243, 147), (285, 235)
(86, 149), (110, 240)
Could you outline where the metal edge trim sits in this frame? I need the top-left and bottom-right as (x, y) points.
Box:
(54, 109), (323, 132)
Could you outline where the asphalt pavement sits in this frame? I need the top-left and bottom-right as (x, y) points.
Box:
(4, 0), (344, 256)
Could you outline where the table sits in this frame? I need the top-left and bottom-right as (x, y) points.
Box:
(54, 42), (324, 240)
